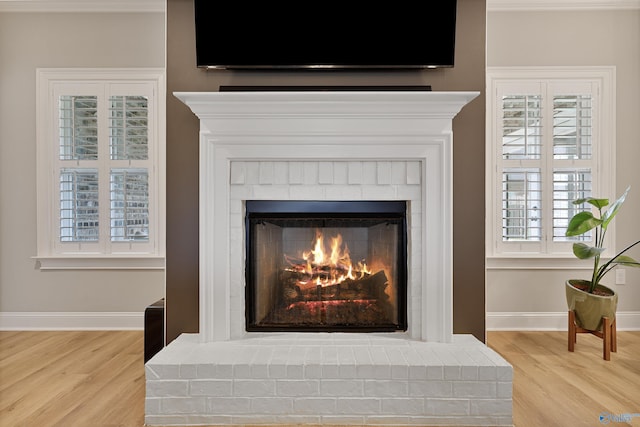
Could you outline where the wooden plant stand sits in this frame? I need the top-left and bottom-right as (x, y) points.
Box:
(568, 310), (617, 360)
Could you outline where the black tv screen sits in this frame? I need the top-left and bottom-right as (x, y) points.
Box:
(194, 2), (457, 70)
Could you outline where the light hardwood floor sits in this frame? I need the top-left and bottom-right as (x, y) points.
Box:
(1, 330), (639, 427)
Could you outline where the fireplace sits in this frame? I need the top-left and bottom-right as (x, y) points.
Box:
(145, 91), (513, 427)
(245, 200), (407, 332)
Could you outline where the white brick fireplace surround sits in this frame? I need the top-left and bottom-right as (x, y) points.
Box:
(146, 91), (513, 426)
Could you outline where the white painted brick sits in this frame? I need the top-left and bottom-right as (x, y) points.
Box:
(478, 365), (498, 381)
(145, 397), (161, 414)
(258, 161), (274, 184)
(304, 364), (323, 379)
(188, 414), (233, 425)
(269, 363), (288, 379)
(497, 366), (514, 381)
(382, 398), (424, 415)
(161, 397), (207, 414)
(228, 184), (252, 200)
(196, 364), (216, 378)
(461, 365), (479, 380)
(233, 379), (276, 397)
(190, 379), (232, 397)
(145, 415), (190, 425)
(391, 364), (409, 379)
(348, 161), (363, 184)
(377, 161), (392, 184)
(321, 364), (340, 379)
(147, 363), (179, 379)
(391, 162), (407, 184)
(244, 162), (260, 184)
(406, 161), (421, 184)
(362, 161), (377, 185)
(208, 397), (251, 414)
(497, 381), (513, 398)
(324, 185), (362, 200)
(362, 185), (396, 199)
(294, 398), (338, 414)
(277, 380), (320, 397)
(356, 364), (377, 379)
(335, 398), (381, 415)
(286, 364), (305, 379)
(250, 362), (270, 379)
(333, 162), (348, 184)
(147, 380), (189, 397)
(289, 184), (325, 200)
(288, 162), (304, 184)
(145, 365), (161, 380)
(426, 398), (470, 416)
(321, 379), (364, 397)
(252, 184), (290, 200)
(396, 185), (423, 200)
(408, 364), (428, 380)
(251, 397), (294, 414)
(453, 381), (497, 398)
(409, 380), (452, 397)
(215, 364), (234, 378)
(444, 366), (462, 380)
(364, 380), (408, 397)
(229, 161), (245, 185)
(303, 161), (319, 185)
(273, 161), (289, 184)
(318, 162), (334, 184)
(469, 399), (512, 416)
(178, 364), (198, 379)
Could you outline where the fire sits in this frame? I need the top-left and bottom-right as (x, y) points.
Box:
(285, 229), (371, 288)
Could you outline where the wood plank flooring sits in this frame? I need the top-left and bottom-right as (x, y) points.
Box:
(1, 330), (639, 426)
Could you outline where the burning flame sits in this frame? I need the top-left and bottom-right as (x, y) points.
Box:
(286, 229), (370, 288)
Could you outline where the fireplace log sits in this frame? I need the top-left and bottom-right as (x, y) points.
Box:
(278, 269), (388, 303)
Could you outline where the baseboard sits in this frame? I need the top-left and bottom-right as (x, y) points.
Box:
(0, 312), (144, 330)
(487, 311), (640, 331)
(3, 310), (638, 332)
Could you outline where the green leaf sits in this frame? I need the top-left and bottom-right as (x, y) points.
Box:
(572, 197), (609, 209)
(565, 211), (603, 236)
(611, 255), (640, 267)
(602, 186), (630, 229)
(572, 242), (605, 259)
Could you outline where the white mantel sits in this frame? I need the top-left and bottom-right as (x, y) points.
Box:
(174, 90), (479, 344)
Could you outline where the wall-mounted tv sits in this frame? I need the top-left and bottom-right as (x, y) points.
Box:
(194, 2), (457, 70)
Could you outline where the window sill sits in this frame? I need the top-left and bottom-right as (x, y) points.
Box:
(33, 255), (165, 270)
(486, 256), (601, 271)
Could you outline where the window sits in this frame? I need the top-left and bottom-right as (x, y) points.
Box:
(36, 69), (165, 269)
(486, 67), (615, 262)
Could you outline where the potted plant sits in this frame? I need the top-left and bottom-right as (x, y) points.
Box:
(565, 186), (640, 331)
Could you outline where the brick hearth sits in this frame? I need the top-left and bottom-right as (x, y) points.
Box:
(146, 333), (512, 426)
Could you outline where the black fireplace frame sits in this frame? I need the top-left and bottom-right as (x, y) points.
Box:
(244, 200), (408, 333)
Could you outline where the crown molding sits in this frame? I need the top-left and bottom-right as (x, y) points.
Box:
(488, 0), (640, 11)
(0, 0), (165, 13)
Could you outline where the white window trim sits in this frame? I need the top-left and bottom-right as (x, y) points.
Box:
(35, 68), (166, 270)
(486, 66), (616, 269)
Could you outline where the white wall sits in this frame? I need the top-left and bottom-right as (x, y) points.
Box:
(0, 12), (165, 328)
(486, 8), (640, 329)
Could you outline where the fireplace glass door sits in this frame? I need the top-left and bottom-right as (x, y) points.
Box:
(245, 201), (407, 332)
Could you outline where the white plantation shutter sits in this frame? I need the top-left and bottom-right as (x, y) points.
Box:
(487, 67), (615, 258)
(110, 169), (149, 241)
(36, 69), (165, 268)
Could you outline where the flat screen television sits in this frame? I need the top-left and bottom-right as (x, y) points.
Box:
(194, 2), (457, 70)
